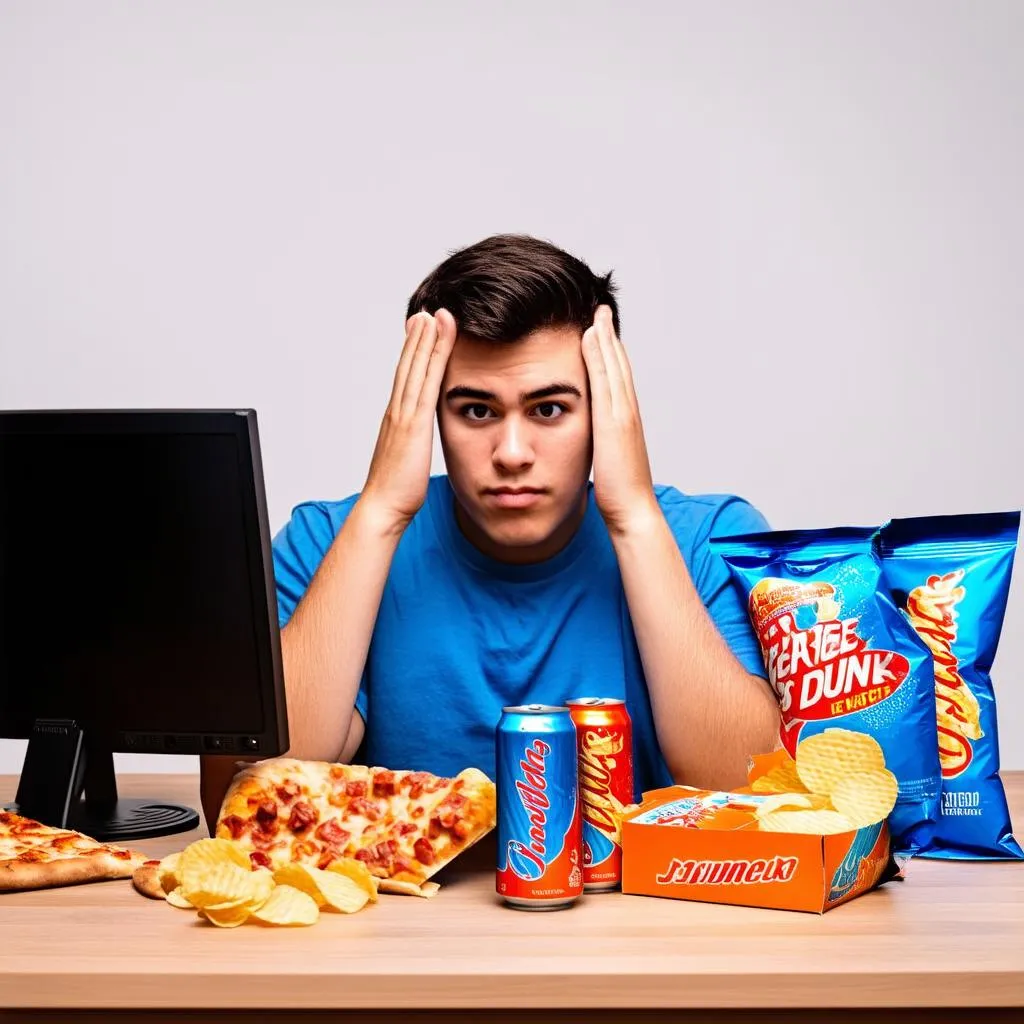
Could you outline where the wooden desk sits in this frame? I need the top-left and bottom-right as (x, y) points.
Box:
(1, 773), (1023, 1023)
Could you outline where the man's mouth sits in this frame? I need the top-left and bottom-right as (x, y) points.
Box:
(483, 487), (546, 509)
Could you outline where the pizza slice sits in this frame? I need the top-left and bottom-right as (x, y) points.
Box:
(0, 811), (148, 892)
(215, 758), (496, 896)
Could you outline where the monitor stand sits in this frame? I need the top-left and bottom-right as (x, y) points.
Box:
(6, 719), (200, 843)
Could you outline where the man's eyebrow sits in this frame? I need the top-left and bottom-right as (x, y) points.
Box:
(444, 383), (583, 403)
(444, 386), (498, 402)
(522, 383), (583, 402)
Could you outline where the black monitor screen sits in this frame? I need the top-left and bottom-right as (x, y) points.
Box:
(0, 414), (280, 746)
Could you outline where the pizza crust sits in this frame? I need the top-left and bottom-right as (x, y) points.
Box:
(378, 879), (442, 898)
(132, 860), (165, 899)
(0, 811), (149, 893)
(0, 848), (146, 892)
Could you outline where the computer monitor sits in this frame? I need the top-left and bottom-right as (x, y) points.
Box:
(0, 409), (289, 841)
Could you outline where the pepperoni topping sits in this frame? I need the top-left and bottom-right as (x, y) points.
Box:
(249, 828), (278, 851)
(249, 850), (272, 870)
(394, 855), (419, 875)
(315, 819), (351, 847)
(346, 780), (368, 799)
(354, 839), (397, 870)
(275, 780), (301, 803)
(410, 805), (424, 818)
(221, 814), (247, 840)
(413, 838), (435, 865)
(255, 800), (278, 829)
(396, 822), (418, 837)
(349, 797), (381, 822)
(436, 793), (468, 829)
(373, 771), (398, 797)
(400, 772), (431, 800)
(288, 801), (318, 833)
(428, 818), (443, 840)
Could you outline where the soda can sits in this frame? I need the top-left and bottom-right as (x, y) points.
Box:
(496, 704), (583, 910)
(566, 697), (634, 891)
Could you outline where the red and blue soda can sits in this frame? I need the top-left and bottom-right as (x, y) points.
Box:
(496, 704), (582, 910)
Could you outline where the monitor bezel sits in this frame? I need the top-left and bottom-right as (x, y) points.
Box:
(0, 408), (289, 759)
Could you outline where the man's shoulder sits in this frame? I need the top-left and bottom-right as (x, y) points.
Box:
(277, 477), (450, 550)
(653, 485), (769, 549)
(283, 492), (362, 536)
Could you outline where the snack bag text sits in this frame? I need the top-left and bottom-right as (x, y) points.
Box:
(879, 511), (1022, 860)
(620, 729), (901, 914)
(712, 526), (942, 853)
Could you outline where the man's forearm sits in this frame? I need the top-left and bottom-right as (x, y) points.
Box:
(277, 497), (404, 761)
(610, 504), (780, 790)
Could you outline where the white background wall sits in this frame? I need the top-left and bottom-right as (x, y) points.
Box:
(1, 1), (1022, 778)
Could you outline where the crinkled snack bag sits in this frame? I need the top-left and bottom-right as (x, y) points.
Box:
(712, 527), (941, 854)
(877, 511), (1022, 860)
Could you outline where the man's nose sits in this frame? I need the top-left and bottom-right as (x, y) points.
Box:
(492, 417), (535, 472)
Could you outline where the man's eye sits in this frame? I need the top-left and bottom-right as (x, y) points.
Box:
(532, 403), (566, 420)
(461, 404), (494, 421)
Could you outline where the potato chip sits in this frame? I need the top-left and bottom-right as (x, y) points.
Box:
(828, 768), (899, 829)
(274, 863), (370, 914)
(203, 866), (275, 913)
(326, 858), (379, 902)
(178, 838), (250, 896)
(184, 862), (259, 910)
(165, 886), (194, 909)
(796, 729), (885, 796)
(272, 864), (326, 907)
(199, 903), (252, 929)
(315, 872), (370, 914)
(757, 809), (854, 835)
(250, 884), (319, 927)
(159, 852), (181, 895)
(754, 793), (831, 817)
(750, 759), (808, 795)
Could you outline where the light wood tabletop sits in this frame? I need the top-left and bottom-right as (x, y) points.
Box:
(1, 772), (1023, 1023)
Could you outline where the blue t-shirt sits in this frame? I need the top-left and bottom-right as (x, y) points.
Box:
(272, 475), (769, 798)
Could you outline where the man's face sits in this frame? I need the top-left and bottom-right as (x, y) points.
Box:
(438, 325), (593, 563)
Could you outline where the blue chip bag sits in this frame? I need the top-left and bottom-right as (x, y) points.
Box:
(712, 527), (942, 854)
(877, 511), (1022, 860)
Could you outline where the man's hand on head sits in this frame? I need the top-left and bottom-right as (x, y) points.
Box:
(359, 309), (456, 534)
(582, 305), (658, 536)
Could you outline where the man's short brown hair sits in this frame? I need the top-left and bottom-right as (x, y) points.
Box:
(407, 234), (620, 341)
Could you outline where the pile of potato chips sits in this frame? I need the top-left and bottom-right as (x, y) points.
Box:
(748, 727), (899, 835)
(151, 838), (378, 927)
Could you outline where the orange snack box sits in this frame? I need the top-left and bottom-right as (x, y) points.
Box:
(620, 734), (904, 914)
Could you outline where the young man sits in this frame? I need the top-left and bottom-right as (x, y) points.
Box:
(200, 234), (780, 828)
